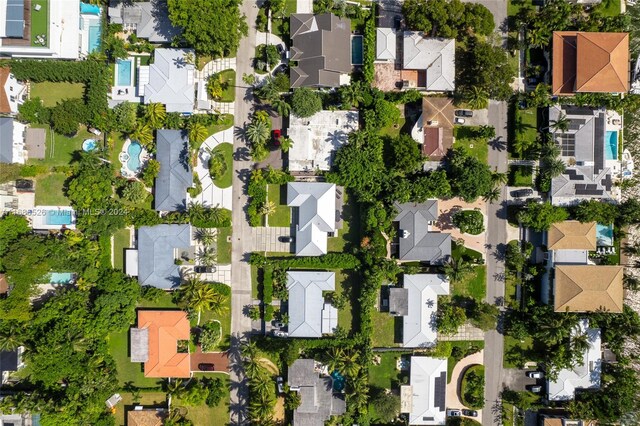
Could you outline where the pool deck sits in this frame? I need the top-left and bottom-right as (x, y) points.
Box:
(119, 139), (149, 178)
(79, 12), (101, 56)
(30, 205), (76, 230)
(110, 57), (142, 104)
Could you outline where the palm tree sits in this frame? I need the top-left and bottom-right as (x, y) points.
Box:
(466, 86), (489, 110)
(188, 201), (206, 222)
(197, 246), (217, 267)
(189, 284), (228, 325)
(271, 97), (291, 117)
(623, 242), (640, 257)
(280, 136), (294, 153)
(207, 74), (224, 100)
(260, 201), (276, 226)
(483, 187), (501, 204)
(188, 122), (208, 146)
(165, 378), (183, 409)
(442, 257), (474, 283)
(491, 171), (508, 187)
(246, 120), (270, 146)
(196, 228), (216, 246)
(323, 347), (344, 372)
(570, 332), (591, 355)
(542, 157), (566, 178)
(241, 340), (259, 360)
(131, 123), (153, 148)
(340, 81), (364, 108)
(550, 113), (570, 133)
(540, 142), (561, 160)
(339, 350), (361, 377)
(537, 318), (569, 345)
(145, 103), (166, 128)
(623, 273), (640, 290)
(0, 324), (21, 351)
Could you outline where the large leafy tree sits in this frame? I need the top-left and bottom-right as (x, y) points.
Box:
(168, 0), (248, 57)
(517, 201), (569, 231)
(446, 147), (494, 202)
(402, 0), (494, 39)
(291, 87), (323, 118)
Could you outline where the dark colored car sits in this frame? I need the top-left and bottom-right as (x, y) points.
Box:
(194, 266), (215, 273)
(512, 188), (534, 198)
(279, 236), (294, 243)
(394, 15), (402, 29)
(276, 44), (285, 55)
(462, 410), (478, 417)
(198, 363), (215, 371)
(272, 63), (288, 76)
(455, 109), (473, 117)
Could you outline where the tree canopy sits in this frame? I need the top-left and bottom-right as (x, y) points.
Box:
(517, 201), (569, 231)
(447, 147), (494, 202)
(168, 0), (248, 57)
(403, 0), (494, 40)
(291, 87), (323, 118)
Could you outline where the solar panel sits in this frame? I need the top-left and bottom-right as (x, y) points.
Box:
(586, 184), (598, 190)
(5, 0), (25, 38)
(558, 134), (575, 156)
(575, 184), (586, 190)
(433, 371), (446, 410)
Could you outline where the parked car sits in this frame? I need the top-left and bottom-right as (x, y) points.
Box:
(454, 117), (465, 125)
(272, 330), (288, 337)
(527, 385), (542, 393)
(198, 363), (215, 371)
(272, 63), (288, 76)
(194, 266), (216, 273)
(526, 371), (544, 379)
(272, 321), (285, 328)
(455, 109), (473, 117)
(447, 409), (462, 417)
(511, 188), (534, 198)
(394, 15), (402, 29)
(276, 376), (284, 393)
(272, 129), (282, 145)
(279, 236), (294, 243)
(276, 44), (285, 55)
(462, 409), (478, 417)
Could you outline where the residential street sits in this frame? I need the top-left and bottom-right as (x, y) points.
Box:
(229, 1), (259, 424)
(483, 100), (509, 425)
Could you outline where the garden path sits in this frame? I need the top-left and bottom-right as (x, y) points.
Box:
(197, 57), (237, 115)
(445, 349), (484, 419)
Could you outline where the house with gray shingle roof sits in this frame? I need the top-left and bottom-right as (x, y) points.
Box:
(402, 32), (455, 92)
(108, 0), (181, 43)
(136, 224), (193, 289)
(288, 359), (346, 425)
(0, 117), (25, 164)
(143, 48), (195, 113)
(287, 271), (338, 337)
(289, 13), (352, 88)
(287, 182), (337, 256)
(394, 201), (451, 264)
(154, 129), (192, 212)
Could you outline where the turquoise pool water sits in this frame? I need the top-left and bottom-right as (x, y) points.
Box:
(605, 130), (618, 160)
(128, 141), (142, 171)
(351, 36), (363, 65)
(596, 223), (614, 246)
(45, 209), (73, 226)
(331, 370), (345, 392)
(49, 272), (74, 284)
(82, 139), (97, 151)
(80, 2), (101, 15)
(88, 24), (101, 53)
(116, 59), (132, 86)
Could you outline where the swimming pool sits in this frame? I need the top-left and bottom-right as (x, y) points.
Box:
(605, 130), (618, 160)
(49, 272), (74, 285)
(330, 370), (345, 392)
(596, 223), (614, 247)
(351, 36), (363, 65)
(128, 141), (142, 171)
(116, 59), (132, 86)
(80, 2), (101, 15)
(83, 139), (97, 151)
(88, 24), (101, 53)
(45, 209), (73, 226)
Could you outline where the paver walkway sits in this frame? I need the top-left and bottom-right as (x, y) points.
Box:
(445, 350), (484, 419)
(439, 323), (485, 341)
(432, 197), (488, 256)
(196, 57), (237, 116)
(190, 127), (234, 211)
(251, 226), (294, 253)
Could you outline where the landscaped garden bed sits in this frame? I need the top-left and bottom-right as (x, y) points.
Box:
(508, 165), (533, 187)
(461, 364), (485, 409)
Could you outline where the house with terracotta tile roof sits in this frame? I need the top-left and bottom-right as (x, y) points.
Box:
(552, 32), (629, 95)
(553, 265), (623, 312)
(0, 66), (26, 114)
(130, 310), (191, 378)
(547, 221), (597, 251)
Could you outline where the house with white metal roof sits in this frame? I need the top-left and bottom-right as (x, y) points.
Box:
(142, 48), (195, 113)
(376, 27), (396, 62)
(401, 356), (448, 425)
(287, 182), (337, 256)
(154, 129), (192, 212)
(287, 271), (337, 338)
(402, 32), (455, 92)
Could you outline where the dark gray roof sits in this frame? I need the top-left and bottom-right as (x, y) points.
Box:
(154, 129), (192, 211)
(389, 287), (409, 316)
(137, 224), (192, 289)
(0, 350), (18, 377)
(0, 117), (14, 163)
(5, 0), (25, 38)
(394, 201), (451, 263)
(288, 359), (347, 425)
(289, 13), (351, 88)
(108, 0), (181, 43)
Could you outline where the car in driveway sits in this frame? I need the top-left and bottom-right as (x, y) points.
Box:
(511, 188), (534, 198)
(462, 409), (478, 417)
(272, 63), (287, 76)
(276, 376), (284, 393)
(526, 371), (544, 379)
(447, 409), (462, 417)
(272, 329), (288, 337)
(198, 363), (215, 371)
(527, 385), (542, 393)
(279, 236), (294, 243)
(455, 109), (473, 118)
(454, 117), (465, 125)
(272, 129), (282, 145)
(276, 44), (285, 55)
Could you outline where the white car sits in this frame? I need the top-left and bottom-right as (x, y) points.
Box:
(447, 409), (462, 417)
(526, 371), (544, 379)
(454, 117), (465, 125)
(276, 376), (284, 393)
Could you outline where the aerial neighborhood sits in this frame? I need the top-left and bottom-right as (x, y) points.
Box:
(2, 0), (640, 425)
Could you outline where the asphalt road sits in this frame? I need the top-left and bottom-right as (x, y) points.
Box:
(483, 100), (509, 425)
(229, 1), (259, 424)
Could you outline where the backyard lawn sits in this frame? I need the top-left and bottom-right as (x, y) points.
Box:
(28, 125), (95, 167)
(217, 227), (232, 265)
(266, 184), (291, 227)
(508, 165), (533, 187)
(113, 228), (131, 271)
(371, 303), (398, 347)
(211, 143), (233, 189)
(452, 266), (486, 301)
(108, 330), (164, 388)
(217, 69), (236, 103)
(177, 374), (230, 424)
(34, 173), (69, 205)
(112, 391), (167, 426)
(30, 0), (49, 47)
(368, 352), (405, 391)
(334, 270), (357, 333)
(454, 127), (489, 164)
(328, 193), (359, 253)
(30, 82), (85, 107)
(110, 133), (127, 169)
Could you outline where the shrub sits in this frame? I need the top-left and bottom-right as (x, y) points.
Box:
(120, 180), (148, 203)
(19, 164), (48, 177)
(256, 44), (280, 71)
(452, 210), (485, 235)
(461, 365), (485, 409)
(190, 208), (231, 228)
(362, 7), (376, 83)
(17, 98), (50, 124)
(263, 267), (273, 304)
(140, 285), (166, 302)
(204, 377), (226, 407)
(248, 305), (261, 320)
(209, 151), (227, 179)
(140, 159), (160, 187)
(200, 321), (222, 352)
(51, 99), (86, 136)
(291, 87), (322, 118)
(210, 282), (231, 297)
(264, 304), (274, 322)
(275, 253), (361, 269)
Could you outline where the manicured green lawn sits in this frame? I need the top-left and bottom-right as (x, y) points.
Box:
(217, 69), (236, 103)
(513, 107), (538, 157)
(328, 193), (359, 253)
(198, 296), (232, 350)
(30, 0), (49, 46)
(596, 0), (620, 16)
(379, 117), (406, 138)
(217, 227), (232, 265)
(207, 114), (234, 137)
(110, 133), (127, 169)
(447, 341), (485, 382)
(508, 165), (533, 187)
(452, 266), (486, 301)
(30, 82), (84, 107)
(113, 228), (131, 271)
(266, 184), (291, 227)
(28, 125), (94, 167)
(371, 305), (398, 347)
(108, 330), (164, 388)
(34, 173), (69, 205)
(285, 0), (296, 14)
(368, 352), (405, 390)
(211, 143), (233, 189)
(178, 374), (230, 424)
(503, 335), (533, 368)
(112, 391), (167, 426)
(454, 127), (489, 164)
(335, 270), (357, 333)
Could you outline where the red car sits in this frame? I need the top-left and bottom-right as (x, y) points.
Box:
(273, 129), (282, 146)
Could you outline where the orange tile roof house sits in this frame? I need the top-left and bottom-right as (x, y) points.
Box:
(547, 221), (597, 251)
(552, 31), (629, 95)
(130, 311), (191, 378)
(554, 265), (623, 312)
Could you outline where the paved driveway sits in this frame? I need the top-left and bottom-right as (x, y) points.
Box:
(251, 226), (294, 253)
(432, 197), (488, 256)
(446, 350), (484, 419)
(502, 368), (540, 392)
(190, 350), (230, 373)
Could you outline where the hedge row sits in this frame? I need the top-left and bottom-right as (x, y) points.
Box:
(263, 267), (273, 304)
(123, 207), (231, 228)
(264, 304), (274, 322)
(362, 5), (376, 84)
(250, 252), (361, 270)
(247, 168), (294, 227)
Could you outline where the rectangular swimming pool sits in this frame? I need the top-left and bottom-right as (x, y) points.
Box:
(45, 209), (73, 226)
(88, 24), (101, 53)
(605, 130), (618, 160)
(49, 272), (74, 285)
(351, 36), (363, 65)
(116, 59), (132, 86)
(596, 223), (614, 247)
